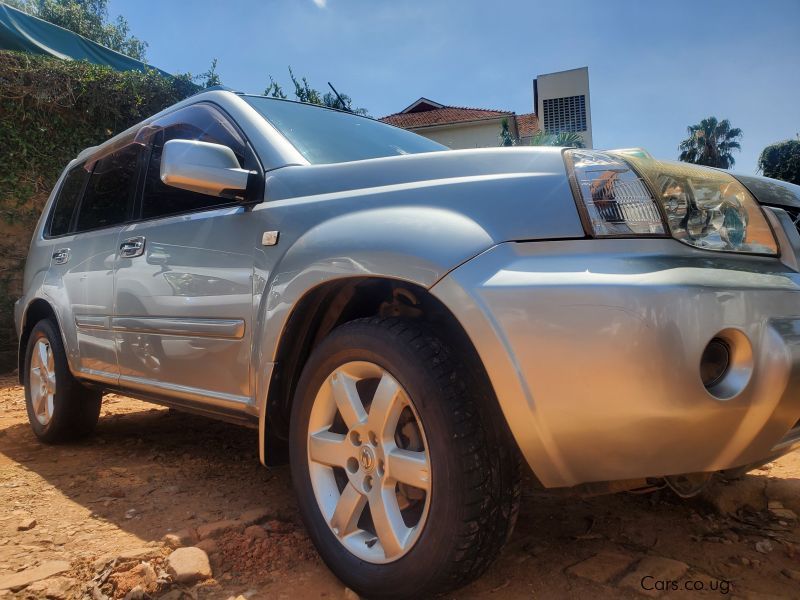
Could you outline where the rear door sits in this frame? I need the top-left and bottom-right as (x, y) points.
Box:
(113, 103), (263, 411)
(45, 143), (142, 383)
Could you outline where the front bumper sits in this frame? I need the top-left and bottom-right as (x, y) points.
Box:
(432, 238), (800, 488)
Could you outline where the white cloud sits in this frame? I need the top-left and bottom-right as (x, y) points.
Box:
(312, 0), (327, 7)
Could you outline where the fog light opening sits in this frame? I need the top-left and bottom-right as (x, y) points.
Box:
(700, 338), (731, 389)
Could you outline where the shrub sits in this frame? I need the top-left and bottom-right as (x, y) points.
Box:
(0, 50), (197, 371)
(758, 140), (800, 186)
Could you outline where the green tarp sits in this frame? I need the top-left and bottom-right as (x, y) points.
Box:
(0, 2), (171, 77)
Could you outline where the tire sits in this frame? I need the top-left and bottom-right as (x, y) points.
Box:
(290, 317), (520, 599)
(24, 319), (102, 443)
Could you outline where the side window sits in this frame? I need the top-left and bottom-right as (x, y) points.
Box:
(49, 164), (89, 237)
(76, 145), (141, 233)
(141, 104), (256, 220)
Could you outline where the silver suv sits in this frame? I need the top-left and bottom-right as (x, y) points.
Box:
(15, 90), (800, 598)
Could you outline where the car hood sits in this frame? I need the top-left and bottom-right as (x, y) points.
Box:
(731, 173), (800, 210)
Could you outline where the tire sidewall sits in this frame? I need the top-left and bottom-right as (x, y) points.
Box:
(289, 321), (469, 596)
(24, 320), (71, 441)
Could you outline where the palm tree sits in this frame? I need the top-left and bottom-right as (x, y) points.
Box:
(528, 130), (585, 148)
(678, 117), (742, 169)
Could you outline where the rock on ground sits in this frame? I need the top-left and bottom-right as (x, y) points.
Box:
(167, 547), (212, 584)
(566, 552), (637, 584)
(0, 561), (71, 591)
(24, 576), (77, 599)
(618, 556), (689, 597)
(197, 519), (243, 540)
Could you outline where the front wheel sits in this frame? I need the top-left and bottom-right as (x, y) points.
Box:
(290, 317), (520, 599)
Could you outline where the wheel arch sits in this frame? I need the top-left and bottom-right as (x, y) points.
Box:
(17, 297), (62, 384)
(258, 276), (510, 465)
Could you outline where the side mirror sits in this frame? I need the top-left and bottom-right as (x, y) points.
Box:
(160, 139), (254, 200)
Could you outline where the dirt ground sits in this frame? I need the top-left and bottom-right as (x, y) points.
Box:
(2, 374), (800, 599)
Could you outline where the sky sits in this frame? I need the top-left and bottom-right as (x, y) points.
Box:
(109, 0), (800, 173)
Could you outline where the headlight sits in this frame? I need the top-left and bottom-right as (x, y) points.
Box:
(564, 149), (778, 255)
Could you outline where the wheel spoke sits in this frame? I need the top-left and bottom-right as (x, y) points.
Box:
(308, 431), (351, 468)
(387, 448), (430, 491)
(37, 342), (49, 373)
(369, 487), (409, 559)
(45, 395), (54, 420)
(367, 373), (404, 440)
(331, 372), (367, 429)
(330, 483), (367, 538)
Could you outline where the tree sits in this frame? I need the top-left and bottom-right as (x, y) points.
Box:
(758, 139), (800, 185)
(678, 117), (742, 169)
(198, 58), (221, 88)
(264, 76), (287, 99)
(265, 67), (369, 116)
(527, 130), (585, 148)
(498, 118), (515, 146)
(6, 0), (147, 61)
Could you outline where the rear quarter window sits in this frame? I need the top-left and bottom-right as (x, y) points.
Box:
(48, 165), (89, 237)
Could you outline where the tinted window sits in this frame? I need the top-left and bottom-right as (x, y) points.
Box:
(49, 165), (89, 236)
(141, 104), (255, 220)
(76, 145), (140, 232)
(242, 95), (446, 165)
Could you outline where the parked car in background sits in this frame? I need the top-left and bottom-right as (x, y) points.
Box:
(14, 90), (800, 598)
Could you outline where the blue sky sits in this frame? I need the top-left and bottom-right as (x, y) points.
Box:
(110, 0), (799, 172)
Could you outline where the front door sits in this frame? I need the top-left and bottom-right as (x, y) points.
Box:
(113, 103), (262, 409)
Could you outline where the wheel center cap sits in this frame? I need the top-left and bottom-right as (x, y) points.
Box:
(359, 446), (376, 472)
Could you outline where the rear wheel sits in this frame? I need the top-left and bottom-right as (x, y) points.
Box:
(290, 317), (520, 599)
(24, 319), (102, 443)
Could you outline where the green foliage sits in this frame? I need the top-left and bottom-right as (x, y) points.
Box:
(198, 57), (221, 88)
(267, 66), (369, 116)
(5, 0), (148, 60)
(264, 76), (287, 99)
(678, 116), (742, 169)
(527, 130), (585, 148)
(498, 118), (515, 147)
(0, 50), (197, 371)
(758, 139), (800, 185)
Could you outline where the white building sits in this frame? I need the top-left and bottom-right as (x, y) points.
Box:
(380, 67), (592, 149)
(534, 66), (593, 148)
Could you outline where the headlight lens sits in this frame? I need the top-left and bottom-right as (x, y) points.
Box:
(564, 150), (665, 236)
(565, 149), (778, 255)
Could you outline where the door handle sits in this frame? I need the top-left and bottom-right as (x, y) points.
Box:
(119, 236), (146, 258)
(52, 248), (71, 265)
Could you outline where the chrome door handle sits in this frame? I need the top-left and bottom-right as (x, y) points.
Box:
(119, 236), (146, 258)
(52, 248), (71, 265)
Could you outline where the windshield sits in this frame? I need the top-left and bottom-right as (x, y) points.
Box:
(242, 95), (447, 165)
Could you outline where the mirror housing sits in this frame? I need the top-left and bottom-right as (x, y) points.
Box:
(160, 139), (254, 200)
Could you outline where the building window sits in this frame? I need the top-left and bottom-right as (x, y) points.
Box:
(542, 95), (587, 133)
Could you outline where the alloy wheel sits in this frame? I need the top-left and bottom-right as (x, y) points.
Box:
(306, 361), (431, 563)
(29, 338), (56, 426)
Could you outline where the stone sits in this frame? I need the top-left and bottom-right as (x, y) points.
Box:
(92, 547), (160, 570)
(344, 588), (360, 600)
(566, 552), (637, 584)
(17, 518), (36, 531)
(124, 586), (146, 600)
(195, 539), (218, 556)
(618, 556), (689, 597)
(25, 576), (77, 599)
(196, 519), (243, 540)
(755, 539), (773, 554)
(167, 547), (212, 584)
(770, 507), (798, 521)
(244, 525), (267, 540)
(782, 568), (800, 582)
(163, 528), (197, 549)
(0, 560), (71, 591)
(701, 478), (766, 515)
(238, 507), (271, 527)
